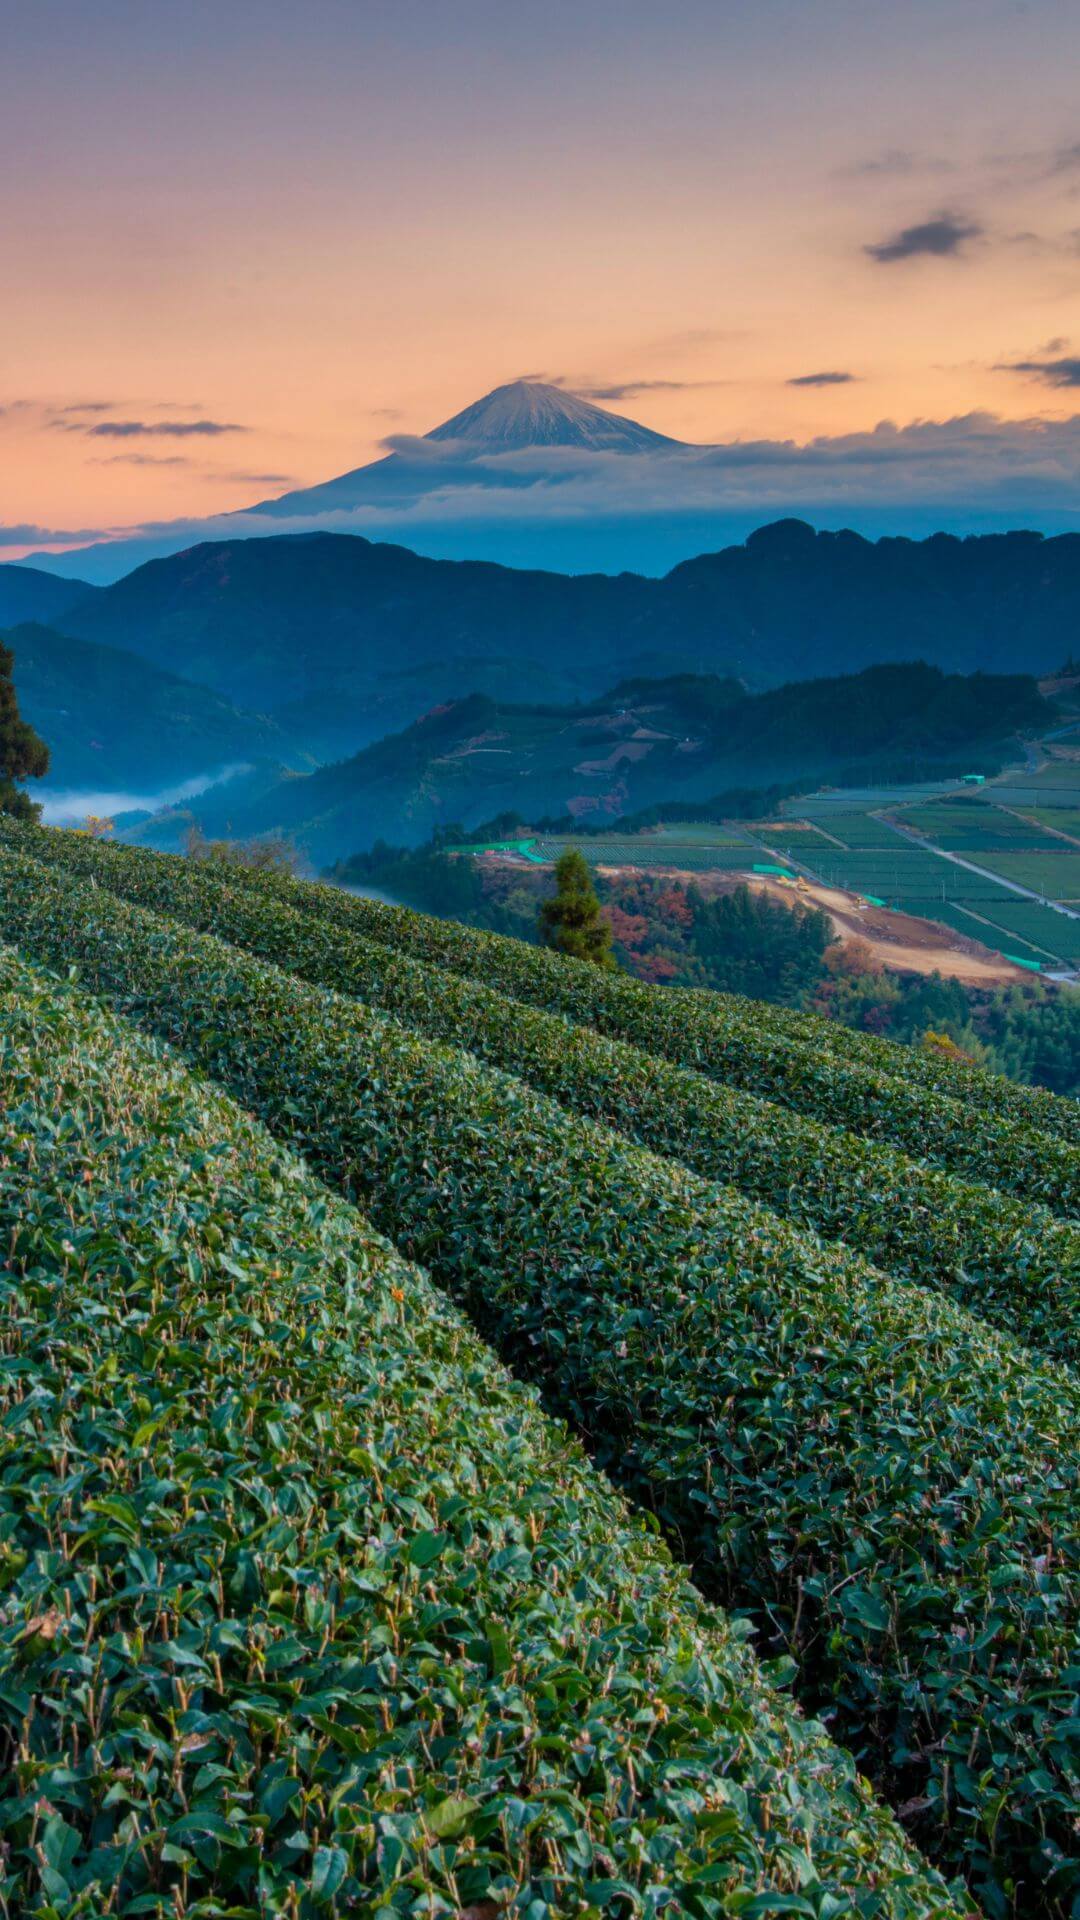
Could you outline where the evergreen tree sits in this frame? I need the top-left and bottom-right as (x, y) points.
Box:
(0, 638), (48, 821)
(538, 850), (616, 969)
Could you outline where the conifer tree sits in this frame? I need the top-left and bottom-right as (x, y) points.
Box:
(538, 848), (616, 968)
(0, 638), (49, 821)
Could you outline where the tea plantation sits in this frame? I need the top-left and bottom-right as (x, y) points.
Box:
(2, 821), (1079, 1918)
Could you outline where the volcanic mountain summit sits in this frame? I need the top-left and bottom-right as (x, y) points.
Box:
(425, 379), (682, 452)
(248, 380), (683, 521)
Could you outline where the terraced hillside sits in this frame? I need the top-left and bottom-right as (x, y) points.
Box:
(2, 820), (1080, 1916)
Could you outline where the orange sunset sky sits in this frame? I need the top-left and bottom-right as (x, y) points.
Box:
(4, 0), (1080, 554)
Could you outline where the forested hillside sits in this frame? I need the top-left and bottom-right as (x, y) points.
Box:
(54, 521), (1080, 760)
(1, 818), (1079, 1915)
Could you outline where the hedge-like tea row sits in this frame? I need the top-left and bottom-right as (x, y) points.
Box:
(10, 822), (1078, 1167)
(685, 982), (1080, 1144)
(19, 823), (1080, 1366)
(2, 846), (1077, 1914)
(255, 854), (1080, 1152)
(0, 950), (964, 1919)
(31, 825), (1072, 1209)
(26, 819), (1080, 1149)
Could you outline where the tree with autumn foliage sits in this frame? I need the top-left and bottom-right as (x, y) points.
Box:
(0, 637), (49, 821)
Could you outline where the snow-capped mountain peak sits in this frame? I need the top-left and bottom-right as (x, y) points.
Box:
(426, 380), (681, 453)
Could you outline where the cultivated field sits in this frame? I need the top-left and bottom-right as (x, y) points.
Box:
(2, 819), (1080, 1914)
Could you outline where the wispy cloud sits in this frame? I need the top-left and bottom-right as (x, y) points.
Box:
(91, 452), (191, 468)
(88, 418), (246, 439)
(865, 212), (982, 263)
(0, 520), (107, 547)
(210, 470), (295, 485)
(844, 149), (953, 179)
(573, 378), (727, 401)
(995, 354), (1080, 388)
(786, 370), (856, 388)
(53, 417), (247, 439)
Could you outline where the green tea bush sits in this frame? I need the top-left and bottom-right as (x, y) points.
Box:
(1, 844), (1076, 1914)
(14, 823), (1079, 1366)
(9, 824), (1070, 1207)
(0, 948), (961, 1918)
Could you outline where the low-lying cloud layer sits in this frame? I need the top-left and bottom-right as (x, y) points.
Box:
(8, 408), (1080, 579)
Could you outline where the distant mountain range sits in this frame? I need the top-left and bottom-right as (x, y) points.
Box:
(153, 663), (1049, 865)
(5, 621), (305, 805)
(0, 564), (97, 630)
(52, 518), (1080, 766)
(23, 378), (1080, 586)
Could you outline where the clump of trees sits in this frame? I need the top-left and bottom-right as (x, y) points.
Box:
(184, 825), (299, 872)
(0, 638), (48, 821)
(538, 850), (616, 969)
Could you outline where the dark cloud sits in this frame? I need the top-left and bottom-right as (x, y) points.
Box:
(211, 470), (295, 485)
(786, 370), (856, 388)
(845, 149), (952, 179)
(995, 355), (1080, 388)
(0, 521), (107, 547)
(1049, 140), (1080, 175)
(574, 378), (726, 401)
(864, 212), (982, 263)
(54, 417), (247, 438)
(91, 453), (191, 467)
(90, 418), (246, 438)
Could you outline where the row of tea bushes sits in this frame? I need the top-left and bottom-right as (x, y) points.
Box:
(15, 821), (1077, 1146)
(23, 825), (1079, 1368)
(679, 984), (1080, 1146)
(2, 844), (1076, 1913)
(0, 947), (959, 1918)
(32, 827), (1067, 1210)
(255, 855), (1080, 1151)
(10, 821), (1076, 1175)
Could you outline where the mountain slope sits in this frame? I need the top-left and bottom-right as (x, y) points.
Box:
(0, 562), (97, 628)
(61, 520), (1080, 765)
(249, 379), (680, 522)
(425, 379), (681, 451)
(5, 621), (303, 794)
(61, 533), (672, 754)
(194, 662), (1047, 863)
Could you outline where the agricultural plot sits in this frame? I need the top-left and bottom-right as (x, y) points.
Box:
(963, 897), (1080, 965)
(18, 819), (1079, 1152)
(536, 833), (761, 871)
(992, 760), (1080, 807)
(11, 819), (1080, 1354)
(3, 949), (958, 1917)
(11, 823), (1076, 1205)
(968, 850), (1080, 899)
(1024, 808), (1080, 842)
(3, 840), (1080, 1911)
(920, 898), (1052, 961)
(800, 809), (917, 849)
(895, 800), (1063, 852)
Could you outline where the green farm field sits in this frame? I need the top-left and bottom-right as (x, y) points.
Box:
(3, 818), (1080, 1915)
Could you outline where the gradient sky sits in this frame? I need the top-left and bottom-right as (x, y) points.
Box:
(4, 0), (1080, 552)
